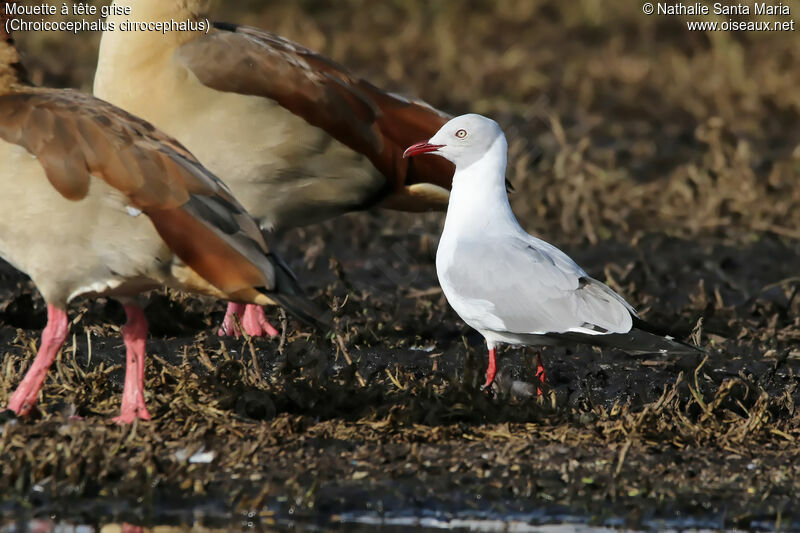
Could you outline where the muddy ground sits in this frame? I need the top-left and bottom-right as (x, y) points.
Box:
(3, 1), (800, 530)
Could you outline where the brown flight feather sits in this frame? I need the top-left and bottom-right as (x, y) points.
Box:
(177, 23), (455, 196)
(0, 89), (281, 298)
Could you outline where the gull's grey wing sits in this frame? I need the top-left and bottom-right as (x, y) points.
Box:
(439, 235), (635, 337)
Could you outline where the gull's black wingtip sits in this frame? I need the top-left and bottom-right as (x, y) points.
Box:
(629, 316), (704, 355)
(545, 316), (704, 356)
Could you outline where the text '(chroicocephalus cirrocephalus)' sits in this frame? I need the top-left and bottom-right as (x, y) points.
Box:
(403, 113), (700, 395)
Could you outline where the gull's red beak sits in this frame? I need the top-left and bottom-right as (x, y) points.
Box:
(403, 141), (444, 158)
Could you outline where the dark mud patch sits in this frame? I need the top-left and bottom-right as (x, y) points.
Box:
(1, 227), (800, 530)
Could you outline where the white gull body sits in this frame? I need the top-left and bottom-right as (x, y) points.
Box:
(403, 114), (698, 391)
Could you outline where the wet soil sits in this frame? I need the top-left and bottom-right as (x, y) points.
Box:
(2, 214), (800, 530)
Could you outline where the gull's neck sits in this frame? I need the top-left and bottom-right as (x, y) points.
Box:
(441, 135), (521, 238)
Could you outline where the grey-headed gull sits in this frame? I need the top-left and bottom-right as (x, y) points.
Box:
(404, 114), (699, 393)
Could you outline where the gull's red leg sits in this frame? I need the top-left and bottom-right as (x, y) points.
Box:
(217, 302), (246, 337)
(535, 352), (546, 396)
(482, 347), (498, 390)
(6, 304), (69, 416)
(241, 304), (279, 338)
(113, 304), (151, 424)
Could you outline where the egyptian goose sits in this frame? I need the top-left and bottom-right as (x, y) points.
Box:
(0, 10), (324, 423)
(93, 0), (454, 338)
(404, 115), (700, 394)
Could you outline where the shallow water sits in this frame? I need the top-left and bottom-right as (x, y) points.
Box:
(1, 501), (792, 532)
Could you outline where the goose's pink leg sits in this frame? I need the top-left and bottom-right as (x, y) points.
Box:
(241, 304), (279, 338)
(217, 302), (278, 338)
(6, 305), (69, 416)
(217, 302), (245, 337)
(112, 304), (151, 424)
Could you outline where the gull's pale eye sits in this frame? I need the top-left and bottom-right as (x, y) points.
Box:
(455, 129), (467, 139)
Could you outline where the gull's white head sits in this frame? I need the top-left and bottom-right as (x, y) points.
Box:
(403, 113), (505, 168)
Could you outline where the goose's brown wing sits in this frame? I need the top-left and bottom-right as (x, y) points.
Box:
(178, 23), (454, 201)
(0, 88), (279, 301)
